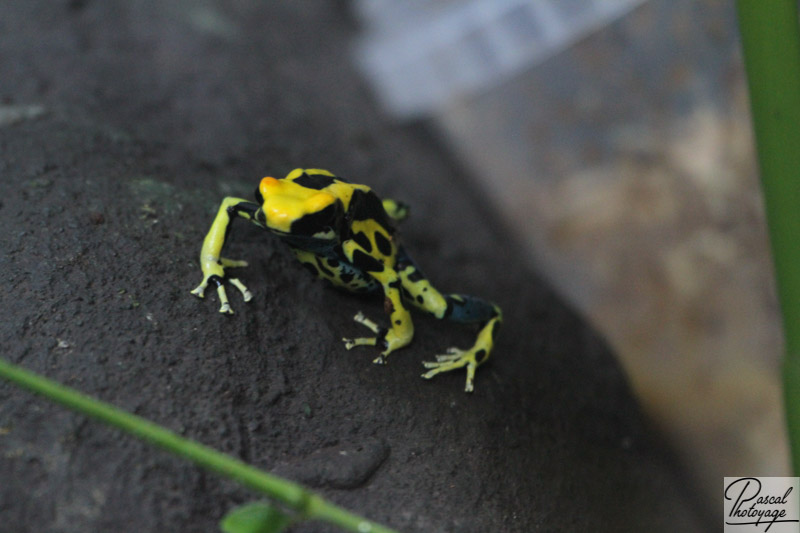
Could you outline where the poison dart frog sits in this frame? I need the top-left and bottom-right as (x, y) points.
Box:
(191, 168), (502, 392)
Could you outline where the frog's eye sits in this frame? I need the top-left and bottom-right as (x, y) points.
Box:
(254, 187), (264, 205)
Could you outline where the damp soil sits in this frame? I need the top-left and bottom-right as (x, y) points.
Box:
(0, 3), (706, 532)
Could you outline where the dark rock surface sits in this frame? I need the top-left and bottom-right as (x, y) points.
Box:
(0, 2), (705, 532)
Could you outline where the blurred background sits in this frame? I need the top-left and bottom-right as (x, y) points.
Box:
(354, 0), (788, 508)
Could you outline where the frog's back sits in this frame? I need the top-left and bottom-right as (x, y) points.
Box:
(284, 168), (396, 235)
(284, 168), (370, 209)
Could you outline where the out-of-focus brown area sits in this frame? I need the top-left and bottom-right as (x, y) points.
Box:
(435, 0), (787, 505)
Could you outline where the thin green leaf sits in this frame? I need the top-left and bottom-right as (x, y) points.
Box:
(0, 358), (401, 532)
(736, 0), (800, 473)
(220, 502), (292, 533)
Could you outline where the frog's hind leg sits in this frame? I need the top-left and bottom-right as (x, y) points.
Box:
(396, 248), (502, 392)
(421, 295), (501, 392)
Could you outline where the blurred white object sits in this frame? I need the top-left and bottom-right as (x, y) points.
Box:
(354, 0), (648, 117)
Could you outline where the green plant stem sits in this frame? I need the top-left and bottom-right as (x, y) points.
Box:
(736, 0), (800, 472)
(0, 358), (398, 533)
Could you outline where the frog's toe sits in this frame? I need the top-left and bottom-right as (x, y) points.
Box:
(342, 336), (387, 364)
(434, 348), (465, 362)
(344, 312), (384, 353)
(228, 278), (253, 302)
(192, 272), (252, 313)
(342, 336), (377, 350)
(190, 282), (207, 298)
(216, 285), (235, 314)
(352, 311), (381, 334)
(220, 257), (248, 268)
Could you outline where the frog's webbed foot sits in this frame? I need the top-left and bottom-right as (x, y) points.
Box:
(421, 346), (488, 393)
(191, 258), (252, 314)
(342, 311), (386, 364)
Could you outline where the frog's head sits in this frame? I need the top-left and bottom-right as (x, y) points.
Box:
(255, 176), (342, 239)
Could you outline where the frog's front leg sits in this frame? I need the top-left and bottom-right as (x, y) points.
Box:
(340, 240), (414, 364)
(381, 198), (409, 222)
(191, 197), (260, 314)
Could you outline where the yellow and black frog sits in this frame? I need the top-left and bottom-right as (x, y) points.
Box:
(191, 168), (501, 391)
